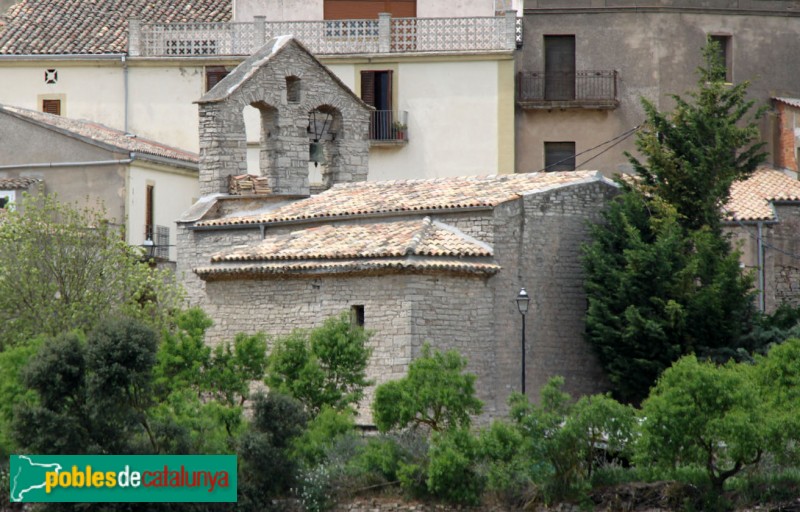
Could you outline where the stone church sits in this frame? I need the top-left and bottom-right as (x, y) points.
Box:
(177, 36), (617, 422)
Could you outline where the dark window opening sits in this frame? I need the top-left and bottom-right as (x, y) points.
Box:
(0, 197), (8, 209)
(351, 305), (365, 327)
(544, 35), (576, 101)
(545, 142), (576, 171)
(145, 184), (154, 241)
(42, 99), (61, 116)
(205, 66), (230, 92)
(361, 70), (394, 139)
(708, 35), (732, 82)
(286, 76), (301, 103)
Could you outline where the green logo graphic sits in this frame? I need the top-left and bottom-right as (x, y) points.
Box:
(10, 455), (237, 503)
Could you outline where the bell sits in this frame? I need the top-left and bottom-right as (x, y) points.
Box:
(309, 142), (326, 167)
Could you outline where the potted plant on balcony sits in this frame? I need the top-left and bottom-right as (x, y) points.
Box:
(393, 121), (407, 141)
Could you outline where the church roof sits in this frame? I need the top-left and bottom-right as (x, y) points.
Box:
(725, 166), (800, 222)
(211, 217), (493, 262)
(0, 0), (230, 55)
(197, 170), (606, 227)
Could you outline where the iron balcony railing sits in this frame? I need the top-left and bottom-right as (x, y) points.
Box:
(129, 13), (520, 57)
(369, 110), (408, 143)
(516, 70), (619, 109)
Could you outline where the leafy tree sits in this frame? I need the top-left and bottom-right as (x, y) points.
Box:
(752, 338), (800, 464)
(636, 355), (768, 492)
(266, 312), (372, 414)
(0, 338), (42, 456)
(583, 42), (766, 403)
(426, 427), (484, 505)
(0, 193), (183, 347)
(509, 377), (636, 501)
(237, 392), (309, 510)
(372, 343), (483, 433)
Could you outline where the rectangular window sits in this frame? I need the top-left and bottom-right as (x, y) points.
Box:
(42, 99), (61, 115)
(145, 184), (154, 241)
(545, 142), (576, 171)
(0, 191), (14, 209)
(350, 305), (365, 327)
(544, 35), (576, 101)
(205, 66), (230, 92)
(324, 0), (416, 19)
(708, 35), (732, 82)
(361, 70), (394, 140)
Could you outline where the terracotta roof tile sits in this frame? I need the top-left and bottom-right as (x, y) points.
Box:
(198, 170), (604, 227)
(1, 105), (198, 164)
(0, 176), (39, 190)
(195, 257), (501, 279)
(0, 0), (231, 55)
(774, 97), (800, 109)
(725, 166), (800, 221)
(211, 217), (492, 263)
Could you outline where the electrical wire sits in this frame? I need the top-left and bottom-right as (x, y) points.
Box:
(722, 205), (800, 261)
(536, 124), (642, 173)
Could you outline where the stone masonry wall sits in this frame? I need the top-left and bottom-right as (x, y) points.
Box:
(489, 181), (617, 412)
(198, 41), (370, 196)
(521, 181), (616, 400)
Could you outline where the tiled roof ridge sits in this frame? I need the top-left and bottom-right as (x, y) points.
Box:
(406, 216), (433, 256)
(725, 165), (800, 222)
(0, 176), (41, 189)
(0, 104), (198, 164)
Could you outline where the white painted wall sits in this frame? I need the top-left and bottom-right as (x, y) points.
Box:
(0, 62), (125, 128)
(128, 164), (200, 261)
(234, 0), (323, 21)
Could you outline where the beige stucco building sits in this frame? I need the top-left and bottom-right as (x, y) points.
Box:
(0, 105), (199, 261)
(0, 0), (520, 183)
(516, 0), (800, 176)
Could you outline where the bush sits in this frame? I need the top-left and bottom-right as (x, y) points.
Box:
(427, 427), (484, 505)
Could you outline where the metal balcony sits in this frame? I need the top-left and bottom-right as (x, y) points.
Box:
(369, 110), (408, 146)
(516, 70), (619, 110)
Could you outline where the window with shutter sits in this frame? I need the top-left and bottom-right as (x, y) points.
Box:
(42, 99), (61, 116)
(324, 0), (416, 19)
(205, 66), (230, 92)
(145, 184), (154, 241)
(361, 70), (394, 139)
(545, 35), (576, 101)
(544, 142), (576, 171)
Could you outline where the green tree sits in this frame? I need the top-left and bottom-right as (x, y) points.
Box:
(266, 312), (372, 414)
(509, 377), (636, 501)
(583, 42), (766, 403)
(637, 355), (767, 492)
(372, 343), (483, 433)
(0, 193), (183, 347)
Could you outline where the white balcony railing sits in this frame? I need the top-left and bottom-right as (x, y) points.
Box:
(128, 12), (519, 57)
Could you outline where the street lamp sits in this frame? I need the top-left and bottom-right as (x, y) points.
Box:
(516, 287), (530, 395)
(141, 238), (156, 260)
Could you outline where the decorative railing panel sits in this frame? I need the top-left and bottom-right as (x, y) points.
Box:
(134, 15), (519, 57)
(515, 17), (523, 48)
(517, 70), (619, 108)
(391, 16), (508, 53)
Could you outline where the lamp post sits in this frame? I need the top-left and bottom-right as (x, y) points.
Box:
(516, 287), (530, 395)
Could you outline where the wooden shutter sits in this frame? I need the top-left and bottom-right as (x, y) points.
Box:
(324, 0), (416, 19)
(545, 142), (576, 171)
(544, 35), (576, 101)
(360, 70), (376, 107)
(205, 66), (230, 92)
(145, 185), (154, 239)
(42, 99), (61, 115)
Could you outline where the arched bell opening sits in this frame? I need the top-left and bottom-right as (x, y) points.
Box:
(307, 105), (343, 189)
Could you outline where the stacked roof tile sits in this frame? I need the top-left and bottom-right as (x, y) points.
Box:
(0, 176), (39, 190)
(211, 217), (493, 263)
(1, 105), (198, 164)
(725, 166), (800, 221)
(198, 170), (603, 227)
(0, 0), (230, 55)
